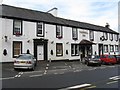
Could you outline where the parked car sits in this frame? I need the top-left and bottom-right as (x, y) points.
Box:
(114, 55), (120, 64)
(82, 55), (101, 66)
(100, 55), (117, 65)
(14, 54), (37, 70)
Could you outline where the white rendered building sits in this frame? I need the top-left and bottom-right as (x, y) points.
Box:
(0, 4), (119, 62)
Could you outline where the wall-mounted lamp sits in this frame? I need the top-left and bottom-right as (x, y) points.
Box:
(27, 40), (30, 43)
(51, 41), (54, 44)
(4, 36), (8, 42)
(66, 42), (69, 44)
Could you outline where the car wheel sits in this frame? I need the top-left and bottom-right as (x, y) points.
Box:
(99, 64), (101, 66)
(31, 65), (35, 71)
(14, 68), (17, 71)
(87, 62), (89, 66)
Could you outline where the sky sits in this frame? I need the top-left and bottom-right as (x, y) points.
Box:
(1, 0), (119, 32)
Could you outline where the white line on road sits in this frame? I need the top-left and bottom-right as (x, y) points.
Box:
(0, 77), (15, 80)
(107, 81), (118, 85)
(109, 75), (120, 80)
(29, 74), (43, 77)
(59, 84), (91, 90)
(23, 70), (43, 74)
(15, 75), (19, 77)
(46, 67), (49, 70)
(47, 64), (49, 66)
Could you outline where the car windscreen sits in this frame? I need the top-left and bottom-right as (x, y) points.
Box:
(108, 55), (115, 58)
(116, 56), (120, 58)
(91, 55), (100, 59)
(17, 55), (32, 60)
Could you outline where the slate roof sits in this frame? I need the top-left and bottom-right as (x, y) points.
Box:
(0, 4), (118, 34)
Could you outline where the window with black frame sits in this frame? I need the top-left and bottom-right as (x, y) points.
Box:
(110, 45), (114, 52)
(71, 44), (79, 56)
(56, 25), (62, 38)
(103, 32), (108, 40)
(114, 34), (119, 41)
(115, 45), (118, 52)
(89, 30), (94, 41)
(13, 41), (22, 58)
(104, 45), (108, 52)
(56, 43), (63, 56)
(37, 22), (44, 37)
(109, 33), (113, 41)
(72, 28), (78, 40)
(13, 20), (22, 35)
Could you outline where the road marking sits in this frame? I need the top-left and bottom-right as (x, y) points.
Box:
(107, 81), (118, 85)
(81, 85), (96, 90)
(47, 64), (49, 66)
(30, 74), (43, 77)
(100, 67), (106, 69)
(69, 66), (72, 68)
(23, 70), (43, 74)
(59, 72), (64, 74)
(65, 63), (67, 65)
(0, 77), (14, 80)
(54, 73), (58, 75)
(46, 67), (49, 70)
(59, 84), (91, 90)
(74, 70), (82, 72)
(15, 75), (19, 77)
(109, 76), (120, 80)
(44, 70), (47, 74)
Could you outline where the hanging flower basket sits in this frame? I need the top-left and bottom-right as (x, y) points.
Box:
(15, 32), (21, 36)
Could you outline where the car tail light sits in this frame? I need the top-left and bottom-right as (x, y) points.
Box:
(14, 60), (19, 63)
(26, 61), (32, 64)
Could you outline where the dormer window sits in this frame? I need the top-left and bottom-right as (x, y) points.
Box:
(109, 33), (113, 41)
(13, 20), (22, 36)
(37, 22), (44, 37)
(114, 34), (119, 41)
(89, 30), (94, 41)
(72, 28), (78, 40)
(103, 32), (108, 40)
(56, 25), (63, 38)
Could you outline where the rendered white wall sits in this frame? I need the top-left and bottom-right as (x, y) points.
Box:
(0, 18), (2, 62)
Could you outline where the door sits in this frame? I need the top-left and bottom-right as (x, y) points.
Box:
(98, 44), (103, 56)
(37, 45), (44, 60)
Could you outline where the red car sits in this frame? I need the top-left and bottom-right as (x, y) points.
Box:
(100, 55), (117, 64)
(114, 55), (120, 64)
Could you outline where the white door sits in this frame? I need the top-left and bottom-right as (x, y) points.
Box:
(37, 45), (44, 60)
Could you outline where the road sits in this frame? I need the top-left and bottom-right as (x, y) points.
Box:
(1, 61), (120, 90)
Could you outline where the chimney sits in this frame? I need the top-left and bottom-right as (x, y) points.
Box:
(105, 23), (110, 28)
(47, 7), (58, 17)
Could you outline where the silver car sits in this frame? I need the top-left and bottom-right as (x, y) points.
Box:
(82, 55), (101, 66)
(14, 54), (37, 70)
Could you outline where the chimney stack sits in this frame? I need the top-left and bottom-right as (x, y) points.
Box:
(105, 23), (110, 28)
(47, 7), (58, 17)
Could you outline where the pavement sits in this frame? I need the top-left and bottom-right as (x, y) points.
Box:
(2, 60), (120, 79)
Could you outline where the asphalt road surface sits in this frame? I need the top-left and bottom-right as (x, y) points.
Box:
(1, 61), (120, 90)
